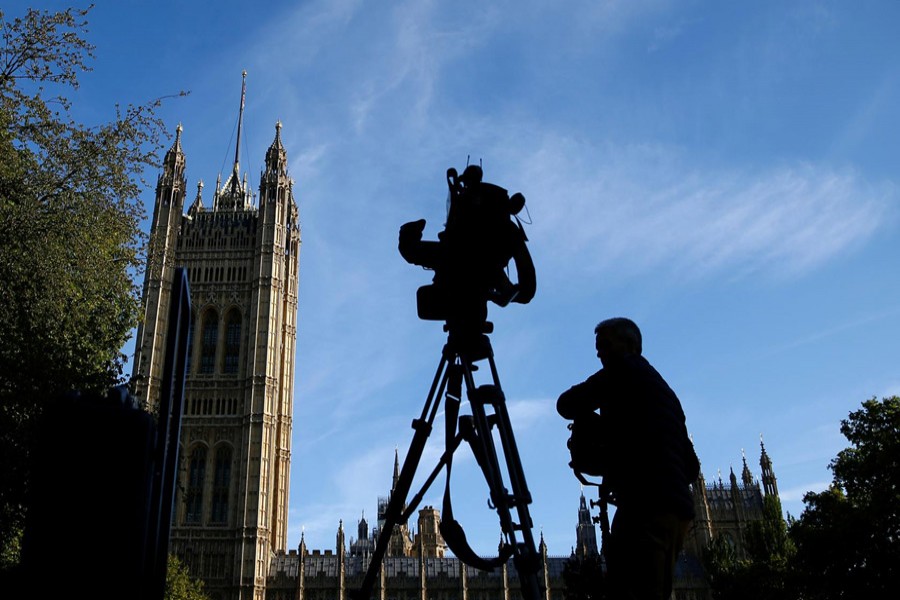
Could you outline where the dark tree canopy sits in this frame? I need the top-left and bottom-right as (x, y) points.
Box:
(0, 6), (181, 566)
(704, 397), (900, 599)
(562, 553), (607, 600)
(789, 396), (900, 598)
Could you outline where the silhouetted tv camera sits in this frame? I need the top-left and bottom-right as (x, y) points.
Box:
(399, 164), (536, 329)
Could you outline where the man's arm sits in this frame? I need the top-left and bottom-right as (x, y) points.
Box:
(556, 372), (603, 419)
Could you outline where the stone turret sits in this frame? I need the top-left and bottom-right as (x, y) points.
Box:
(575, 491), (598, 558)
(741, 449), (755, 487)
(760, 437), (779, 498)
(414, 506), (446, 557)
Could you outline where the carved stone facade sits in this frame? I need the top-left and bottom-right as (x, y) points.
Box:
(266, 446), (781, 600)
(672, 441), (782, 600)
(267, 534), (568, 600)
(133, 94), (300, 600)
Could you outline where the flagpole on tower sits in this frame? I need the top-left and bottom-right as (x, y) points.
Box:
(234, 70), (247, 178)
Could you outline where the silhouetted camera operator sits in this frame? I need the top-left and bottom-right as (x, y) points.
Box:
(557, 318), (699, 600)
(398, 164), (534, 334)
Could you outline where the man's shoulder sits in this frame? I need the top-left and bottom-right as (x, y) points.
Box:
(622, 355), (671, 383)
(622, 354), (653, 370)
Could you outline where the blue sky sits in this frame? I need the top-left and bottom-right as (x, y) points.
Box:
(37, 1), (900, 556)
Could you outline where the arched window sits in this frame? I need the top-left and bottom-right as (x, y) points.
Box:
(223, 310), (241, 374)
(185, 446), (207, 524)
(210, 446), (232, 524)
(199, 310), (218, 374)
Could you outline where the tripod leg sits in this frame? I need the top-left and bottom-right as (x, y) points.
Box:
(490, 388), (543, 598)
(460, 360), (543, 600)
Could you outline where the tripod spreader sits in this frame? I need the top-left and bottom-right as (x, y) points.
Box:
(351, 327), (543, 600)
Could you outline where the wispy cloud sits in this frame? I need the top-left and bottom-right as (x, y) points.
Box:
(647, 19), (690, 53)
(253, 0), (896, 293)
(507, 398), (555, 431)
(504, 136), (895, 284)
(879, 382), (900, 399)
(831, 69), (900, 159)
(264, 0), (364, 69)
(770, 306), (900, 354)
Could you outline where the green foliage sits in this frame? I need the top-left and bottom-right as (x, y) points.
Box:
(165, 554), (210, 600)
(703, 495), (795, 600)
(562, 553), (608, 600)
(0, 5), (181, 567)
(789, 396), (900, 598)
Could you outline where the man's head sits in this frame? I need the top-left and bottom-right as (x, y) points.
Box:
(594, 318), (642, 366)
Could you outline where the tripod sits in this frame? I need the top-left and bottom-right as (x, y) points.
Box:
(353, 323), (542, 600)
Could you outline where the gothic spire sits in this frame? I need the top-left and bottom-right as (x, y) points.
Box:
(741, 448), (754, 486)
(358, 511), (369, 541)
(162, 123), (185, 179)
(264, 120), (288, 177)
(392, 447), (401, 493)
(760, 435), (779, 497)
(188, 180), (204, 216)
(575, 490), (599, 557)
(155, 122), (186, 211)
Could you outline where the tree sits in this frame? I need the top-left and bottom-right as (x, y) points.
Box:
(562, 553), (608, 600)
(0, 6), (179, 566)
(165, 554), (210, 600)
(703, 494), (796, 600)
(789, 396), (900, 598)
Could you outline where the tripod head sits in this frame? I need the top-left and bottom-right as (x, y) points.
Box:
(441, 319), (494, 361)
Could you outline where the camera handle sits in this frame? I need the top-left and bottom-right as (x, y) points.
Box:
(351, 327), (542, 600)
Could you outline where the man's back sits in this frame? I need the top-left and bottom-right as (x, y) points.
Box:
(558, 354), (697, 516)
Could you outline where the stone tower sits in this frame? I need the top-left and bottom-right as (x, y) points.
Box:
(132, 72), (300, 600)
(414, 506), (447, 558)
(377, 449), (415, 557)
(574, 491), (599, 558)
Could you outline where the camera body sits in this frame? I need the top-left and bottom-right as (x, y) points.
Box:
(398, 166), (535, 328)
(567, 411), (611, 477)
